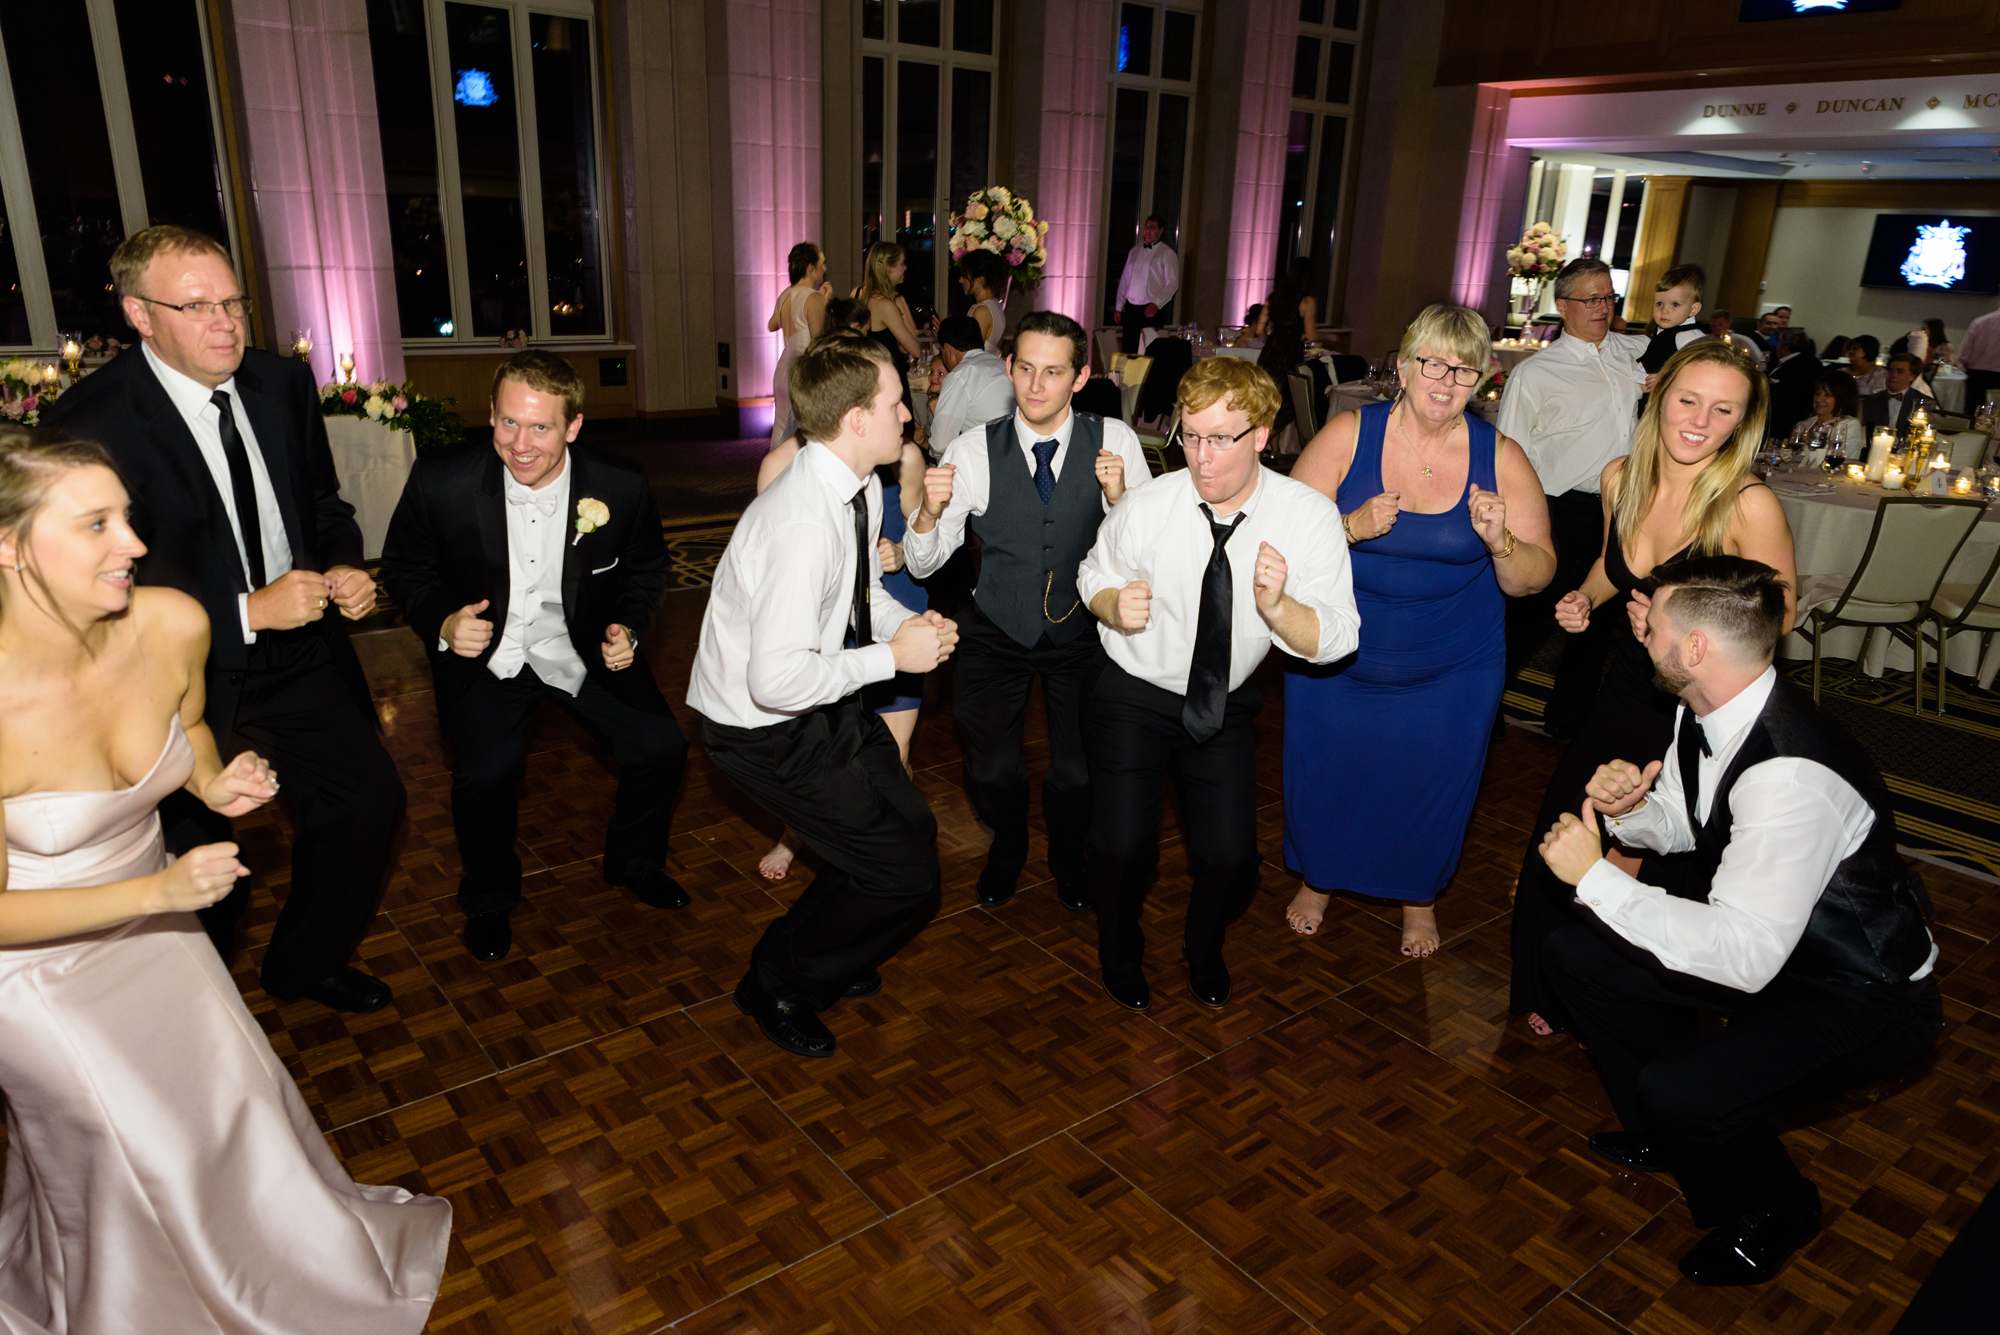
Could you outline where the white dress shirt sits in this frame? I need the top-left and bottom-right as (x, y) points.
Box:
(903, 408), (1153, 577)
(927, 349), (1016, 457)
(142, 342), (294, 644)
(1115, 242), (1180, 310)
(1582, 667), (1937, 993)
(687, 441), (918, 729)
(485, 455), (587, 695)
(1077, 467), (1360, 694)
(1496, 330), (1648, 496)
(1956, 308), (2000, 373)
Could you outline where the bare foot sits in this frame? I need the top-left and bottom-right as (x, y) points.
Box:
(758, 841), (795, 881)
(1401, 904), (1440, 958)
(1525, 1012), (1554, 1037)
(1286, 887), (1330, 935)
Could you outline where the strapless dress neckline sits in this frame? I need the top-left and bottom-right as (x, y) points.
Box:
(3, 717), (184, 808)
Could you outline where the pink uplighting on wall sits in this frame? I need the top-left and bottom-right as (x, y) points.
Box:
(229, 0), (402, 386)
(1223, 0), (1299, 328)
(1032, 0), (1115, 324)
(1452, 85), (1527, 324)
(725, 0), (821, 413)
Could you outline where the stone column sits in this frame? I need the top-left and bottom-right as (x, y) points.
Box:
(1451, 84), (1530, 326)
(1222, 0), (1299, 329)
(1022, 0), (1114, 324)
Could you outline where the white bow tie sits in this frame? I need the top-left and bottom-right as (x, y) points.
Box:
(507, 487), (559, 518)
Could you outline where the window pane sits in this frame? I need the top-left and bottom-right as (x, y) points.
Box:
(0, 0), (127, 337)
(1308, 115), (1345, 312)
(531, 13), (602, 337)
(1299, 0), (1324, 21)
(1275, 110), (1311, 279)
(862, 57), (883, 251)
(947, 68), (990, 224)
(1116, 5), (1152, 76)
(1326, 41), (1354, 103)
(1151, 93), (1187, 242)
(0, 179), (27, 345)
(1161, 11), (1194, 81)
(365, 0), (452, 337)
(894, 60), (938, 321)
(1101, 87), (1146, 319)
(445, 2), (530, 337)
(898, 0), (940, 46)
(1332, 0), (1360, 27)
(1293, 36), (1320, 99)
(863, 0), (884, 40)
(111, 0), (227, 239)
(952, 0), (992, 54)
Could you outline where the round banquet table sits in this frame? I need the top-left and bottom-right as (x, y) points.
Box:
(1491, 341), (1546, 375)
(1769, 470), (2000, 686)
(1932, 366), (1968, 417)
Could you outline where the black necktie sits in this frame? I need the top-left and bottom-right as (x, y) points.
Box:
(1182, 503), (1240, 743)
(1676, 714), (1711, 829)
(1032, 438), (1058, 505)
(210, 390), (266, 591)
(849, 493), (872, 647)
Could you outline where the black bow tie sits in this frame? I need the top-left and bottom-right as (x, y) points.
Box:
(1142, 242), (1154, 249)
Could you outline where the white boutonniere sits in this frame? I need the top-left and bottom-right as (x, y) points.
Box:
(574, 497), (609, 545)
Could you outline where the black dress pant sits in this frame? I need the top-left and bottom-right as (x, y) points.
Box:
(1503, 489), (1613, 732)
(1089, 661), (1260, 975)
(1120, 302), (1167, 355)
(1543, 921), (1942, 1227)
(185, 629), (406, 996)
(953, 604), (1102, 886)
(701, 695), (939, 1011)
(442, 663), (688, 917)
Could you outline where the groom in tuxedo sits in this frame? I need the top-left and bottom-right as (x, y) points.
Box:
(43, 224), (403, 1013)
(380, 351), (688, 963)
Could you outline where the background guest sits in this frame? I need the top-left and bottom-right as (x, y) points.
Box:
(1844, 335), (1885, 394)
(768, 242), (830, 450)
(1508, 339), (1794, 1039)
(1641, 264), (1707, 376)
(825, 295), (872, 336)
(1957, 300), (2000, 415)
(1821, 335), (1851, 362)
(959, 249), (1010, 355)
(857, 241), (926, 416)
(1765, 328), (1820, 441)
(1232, 303), (1269, 349)
(1112, 214), (1180, 354)
(1286, 304), (1554, 957)
(925, 314), (1015, 452)
(1861, 352), (1937, 435)
(1908, 317), (1955, 371)
(1751, 309), (1782, 353)
(1256, 258), (1321, 439)
(1795, 368), (1865, 459)
(1704, 308), (1765, 367)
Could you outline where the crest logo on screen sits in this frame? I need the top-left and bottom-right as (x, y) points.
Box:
(454, 69), (498, 108)
(1902, 221), (1971, 289)
(1793, 0), (1848, 10)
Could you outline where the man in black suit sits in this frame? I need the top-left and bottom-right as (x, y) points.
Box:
(43, 225), (402, 1013)
(379, 352), (688, 963)
(1764, 328), (1819, 440)
(1859, 353), (1939, 451)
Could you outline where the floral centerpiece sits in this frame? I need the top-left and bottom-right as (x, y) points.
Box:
(81, 334), (124, 359)
(948, 187), (1049, 287)
(0, 359), (60, 425)
(1506, 222), (1568, 281)
(319, 379), (467, 453)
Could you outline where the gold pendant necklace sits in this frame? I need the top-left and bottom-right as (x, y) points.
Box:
(1396, 404), (1444, 478)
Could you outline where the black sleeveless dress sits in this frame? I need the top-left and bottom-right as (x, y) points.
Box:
(871, 327), (914, 414)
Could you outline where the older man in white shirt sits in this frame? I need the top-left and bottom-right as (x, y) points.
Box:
(689, 338), (959, 1060)
(923, 314), (1015, 452)
(1113, 214), (1180, 354)
(1497, 256), (1648, 735)
(1078, 358), (1358, 1013)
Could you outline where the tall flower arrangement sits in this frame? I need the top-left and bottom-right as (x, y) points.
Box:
(1506, 223), (1568, 281)
(948, 187), (1048, 287)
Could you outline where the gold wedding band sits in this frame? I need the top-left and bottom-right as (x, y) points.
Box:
(317, 598), (327, 609)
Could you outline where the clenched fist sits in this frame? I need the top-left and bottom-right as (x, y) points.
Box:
(920, 463), (956, 520)
(1348, 491), (1401, 541)
(147, 842), (249, 914)
(443, 599), (494, 657)
(247, 569), (333, 632)
(1113, 580), (1152, 632)
(1584, 759), (1661, 817)
(1554, 590), (1592, 634)
(1251, 542), (1289, 618)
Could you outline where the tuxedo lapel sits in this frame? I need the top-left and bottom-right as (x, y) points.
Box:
(126, 357), (248, 589)
(228, 360), (307, 564)
(474, 453), (511, 632)
(560, 448), (589, 623)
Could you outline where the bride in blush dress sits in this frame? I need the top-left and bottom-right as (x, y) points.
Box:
(0, 430), (450, 1335)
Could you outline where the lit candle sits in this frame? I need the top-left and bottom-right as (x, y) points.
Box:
(338, 352), (356, 382)
(1866, 428), (1894, 482)
(1928, 452), (1952, 496)
(1884, 465), (1906, 490)
(1955, 474), (1974, 494)
(1848, 464), (1867, 481)
(40, 364), (57, 387)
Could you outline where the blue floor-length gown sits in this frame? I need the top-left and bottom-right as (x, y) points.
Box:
(1283, 400), (1505, 899)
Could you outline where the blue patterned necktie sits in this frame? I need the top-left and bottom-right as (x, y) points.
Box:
(1032, 438), (1059, 505)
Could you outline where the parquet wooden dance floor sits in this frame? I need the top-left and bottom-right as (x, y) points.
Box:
(210, 585), (1998, 1334)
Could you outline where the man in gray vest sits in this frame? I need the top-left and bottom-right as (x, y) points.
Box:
(903, 310), (1153, 909)
(1538, 555), (1941, 1287)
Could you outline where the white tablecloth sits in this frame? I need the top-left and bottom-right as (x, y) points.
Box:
(1770, 472), (2000, 683)
(1491, 341), (1545, 374)
(1932, 366), (1968, 416)
(327, 416), (417, 561)
(1326, 381), (1387, 422)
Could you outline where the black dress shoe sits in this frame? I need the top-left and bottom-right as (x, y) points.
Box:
(1185, 958), (1231, 1010)
(1491, 711), (1510, 744)
(843, 969), (882, 999)
(734, 980), (836, 1058)
(1587, 1131), (1669, 1173)
(464, 911), (512, 962)
(301, 968), (392, 1014)
(613, 868), (691, 910)
(976, 858), (1022, 908)
(1677, 1205), (1822, 1286)
(1056, 878), (1094, 913)
(1103, 967), (1151, 1012)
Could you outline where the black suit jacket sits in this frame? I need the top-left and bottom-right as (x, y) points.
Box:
(377, 443), (669, 710)
(1860, 388), (1940, 432)
(1766, 353), (1821, 440)
(42, 346), (370, 737)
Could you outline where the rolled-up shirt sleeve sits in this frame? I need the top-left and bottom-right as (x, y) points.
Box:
(1077, 502), (1140, 610)
(901, 434), (983, 577)
(747, 522), (896, 714)
(1276, 495), (1359, 664)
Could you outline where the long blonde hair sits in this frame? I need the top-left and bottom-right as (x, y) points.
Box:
(1610, 339), (1767, 557)
(857, 241), (905, 304)
(0, 426), (126, 647)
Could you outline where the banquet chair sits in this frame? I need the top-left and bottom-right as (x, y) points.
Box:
(1117, 356), (1153, 425)
(1329, 353), (1368, 384)
(1923, 538), (2000, 715)
(1289, 372), (1323, 441)
(1804, 496), (1985, 714)
(1211, 346), (1261, 362)
(1094, 328), (1121, 374)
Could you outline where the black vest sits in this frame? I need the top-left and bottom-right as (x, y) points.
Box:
(1694, 679), (1934, 990)
(969, 413), (1107, 647)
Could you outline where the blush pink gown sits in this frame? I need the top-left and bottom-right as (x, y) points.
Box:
(0, 717), (450, 1334)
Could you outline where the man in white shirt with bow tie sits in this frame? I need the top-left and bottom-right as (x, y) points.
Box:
(1113, 215), (1180, 354)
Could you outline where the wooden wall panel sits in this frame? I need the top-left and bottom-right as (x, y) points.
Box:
(1624, 175), (1691, 323)
(1718, 182), (1779, 318)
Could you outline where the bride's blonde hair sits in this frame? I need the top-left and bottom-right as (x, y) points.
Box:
(0, 426), (126, 645)
(1610, 339), (1767, 558)
(857, 241), (905, 304)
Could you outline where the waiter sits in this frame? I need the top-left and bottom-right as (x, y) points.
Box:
(1538, 555), (1941, 1287)
(1112, 215), (1180, 355)
(1077, 358), (1358, 1012)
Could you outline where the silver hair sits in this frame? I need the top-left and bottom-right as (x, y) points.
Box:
(1553, 257), (1613, 302)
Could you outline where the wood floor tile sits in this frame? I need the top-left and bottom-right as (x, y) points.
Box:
(674, 1135), (1313, 1335)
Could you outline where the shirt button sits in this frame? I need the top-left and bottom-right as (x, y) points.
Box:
(1589, 898), (1602, 907)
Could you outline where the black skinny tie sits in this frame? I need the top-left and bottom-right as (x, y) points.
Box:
(1677, 714), (1711, 830)
(1182, 504), (1241, 743)
(849, 493), (873, 647)
(211, 390), (266, 591)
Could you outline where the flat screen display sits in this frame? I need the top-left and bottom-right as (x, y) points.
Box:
(1740, 0), (1901, 18)
(1860, 214), (2000, 295)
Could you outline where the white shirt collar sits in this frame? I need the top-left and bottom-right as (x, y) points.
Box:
(142, 341), (239, 415)
(1013, 408), (1074, 452)
(501, 451), (568, 501)
(800, 439), (873, 500)
(1689, 665), (1778, 755)
(1200, 465), (1268, 525)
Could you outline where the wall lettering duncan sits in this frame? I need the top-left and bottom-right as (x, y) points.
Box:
(1814, 97), (1905, 113)
(1702, 103), (1767, 118)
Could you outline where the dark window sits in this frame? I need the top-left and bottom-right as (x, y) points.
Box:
(863, 0), (884, 40)
(1101, 87), (1147, 318)
(1293, 36), (1320, 99)
(1161, 11), (1194, 81)
(1151, 93), (1188, 240)
(531, 13), (601, 337)
(1299, 0), (1324, 20)
(1308, 115), (1345, 308)
(444, 2), (529, 337)
(1275, 110), (1311, 278)
(946, 69), (990, 315)
(1333, 0), (1360, 27)
(862, 56), (884, 252)
(899, 0), (941, 46)
(1326, 41), (1354, 103)
(952, 0), (993, 53)
(111, 0), (227, 240)
(365, 0), (452, 336)
(1117, 4), (1152, 76)
(894, 60), (939, 320)
(0, 172), (26, 346)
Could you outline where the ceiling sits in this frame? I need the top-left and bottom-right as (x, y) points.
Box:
(1534, 144), (2000, 181)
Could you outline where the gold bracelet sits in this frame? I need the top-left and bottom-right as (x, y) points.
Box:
(1341, 512), (1359, 544)
(1490, 527), (1517, 560)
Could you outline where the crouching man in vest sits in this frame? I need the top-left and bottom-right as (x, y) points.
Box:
(1537, 554), (1941, 1288)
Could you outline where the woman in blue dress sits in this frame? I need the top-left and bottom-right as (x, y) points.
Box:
(1285, 305), (1556, 955)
